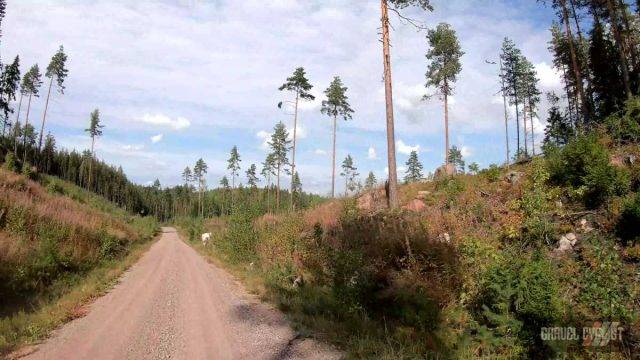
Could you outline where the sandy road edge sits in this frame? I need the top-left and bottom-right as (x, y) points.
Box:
(5, 230), (163, 360)
(174, 227), (344, 359)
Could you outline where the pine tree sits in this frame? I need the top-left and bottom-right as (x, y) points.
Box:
(543, 92), (574, 146)
(340, 154), (359, 196)
(404, 150), (423, 183)
(1, 56), (20, 136)
(426, 23), (463, 165)
(447, 146), (465, 173)
(520, 56), (541, 156)
(38, 46), (68, 151)
(227, 145), (241, 189)
(365, 171), (377, 190)
(85, 109), (103, 189)
(21, 64), (42, 164)
(468, 162), (479, 174)
(268, 122), (291, 209)
(589, 19), (624, 118)
(279, 67), (314, 210)
(291, 172), (302, 204)
(501, 38), (525, 155)
(246, 163), (258, 188)
(380, 0), (433, 209)
(320, 76), (354, 198)
(193, 158), (208, 217)
(261, 154), (276, 213)
(182, 166), (192, 188)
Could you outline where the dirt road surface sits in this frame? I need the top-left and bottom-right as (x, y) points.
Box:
(21, 227), (341, 360)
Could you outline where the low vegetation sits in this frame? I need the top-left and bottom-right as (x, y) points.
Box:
(184, 130), (640, 358)
(0, 168), (158, 354)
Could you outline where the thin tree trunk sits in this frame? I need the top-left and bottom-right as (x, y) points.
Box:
(331, 113), (337, 198)
(569, 0), (595, 108)
(618, 0), (639, 79)
(22, 94), (32, 164)
(88, 136), (95, 190)
(560, 0), (590, 122)
(38, 77), (53, 152)
(444, 88), (450, 164)
(523, 101), (529, 157)
(604, 0), (632, 99)
(381, 0), (399, 209)
(276, 164), (281, 209)
(290, 91), (299, 211)
(513, 93), (520, 158)
(530, 98), (536, 156)
(499, 58), (510, 168)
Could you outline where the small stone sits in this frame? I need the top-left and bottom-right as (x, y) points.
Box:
(578, 218), (594, 233)
(555, 200), (563, 209)
(505, 171), (523, 184)
(626, 154), (637, 165)
(292, 275), (303, 288)
(437, 233), (451, 244)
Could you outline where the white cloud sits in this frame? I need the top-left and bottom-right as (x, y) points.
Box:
(150, 134), (163, 143)
(397, 140), (420, 155)
(138, 114), (191, 130)
(256, 130), (271, 150)
(461, 145), (473, 158)
(368, 146), (377, 159)
(315, 149), (327, 155)
(122, 144), (143, 151)
(535, 62), (563, 89)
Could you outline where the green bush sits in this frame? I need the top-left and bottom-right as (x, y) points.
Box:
(578, 235), (633, 321)
(604, 96), (640, 144)
(480, 164), (502, 183)
(617, 192), (640, 245)
(546, 133), (630, 208)
(218, 208), (258, 263)
(21, 163), (37, 180)
(3, 152), (17, 172)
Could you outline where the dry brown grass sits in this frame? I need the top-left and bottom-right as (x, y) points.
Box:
(302, 200), (343, 230)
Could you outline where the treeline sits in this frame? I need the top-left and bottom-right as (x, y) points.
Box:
(540, 0), (640, 146)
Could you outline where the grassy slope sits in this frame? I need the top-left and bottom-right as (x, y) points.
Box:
(0, 169), (158, 354)
(184, 146), (640, 358)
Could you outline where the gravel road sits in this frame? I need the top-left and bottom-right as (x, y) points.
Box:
(22, 227), (341, 360)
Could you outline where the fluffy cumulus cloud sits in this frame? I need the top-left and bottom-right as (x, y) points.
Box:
(151, 134), (164, 143)
(368, 146), (377, 160)
(138, 114), (190, 130)
(2, 0), (560, 191)
(397, 140), (420, 155)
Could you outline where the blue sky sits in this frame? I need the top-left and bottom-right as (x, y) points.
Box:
(4, 0), (563, 195)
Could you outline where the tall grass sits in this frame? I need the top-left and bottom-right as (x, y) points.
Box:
(0, 169), (158, 354)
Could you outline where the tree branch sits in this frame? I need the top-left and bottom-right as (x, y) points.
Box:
(388, 6), (428, 30)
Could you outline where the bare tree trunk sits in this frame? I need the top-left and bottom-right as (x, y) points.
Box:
(604, 0), (632, 99)
(290, 91), (299, 211)
(523, 101), (529, 157)
(276, 164), (281, 209)
(560, 0), (590, 122)
(381, 0), (399, 209)
(444, 87), (450, 164)
(22, 94), (32, 164)
(13, 92), (23, 154)
(530, 99), (536, 156)
(511, 79), (521, 157)
(88, 136), (95, 190)
(331, 113), (337, 198)
(38, 77), (53, 152)
(499, 58), (510, 168)
(618, 0), (639, 78)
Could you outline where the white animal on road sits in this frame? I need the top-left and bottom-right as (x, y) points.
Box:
(201, 232), (211, 245)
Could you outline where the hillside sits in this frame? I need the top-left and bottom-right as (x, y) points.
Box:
(0, 168), (158, 354)
(184, 136), (640, 358)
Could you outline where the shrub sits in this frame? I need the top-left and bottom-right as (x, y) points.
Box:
(480, 164), (502, 183)
(617, 192), (640, 245)
(21, 163), (37, 180)
(218, 208), (258, 263)
(604, 96), (640, 145)
(578, 235), (633, 321)
(3, 152), (17, 172)
(546, 133), (630, 208)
